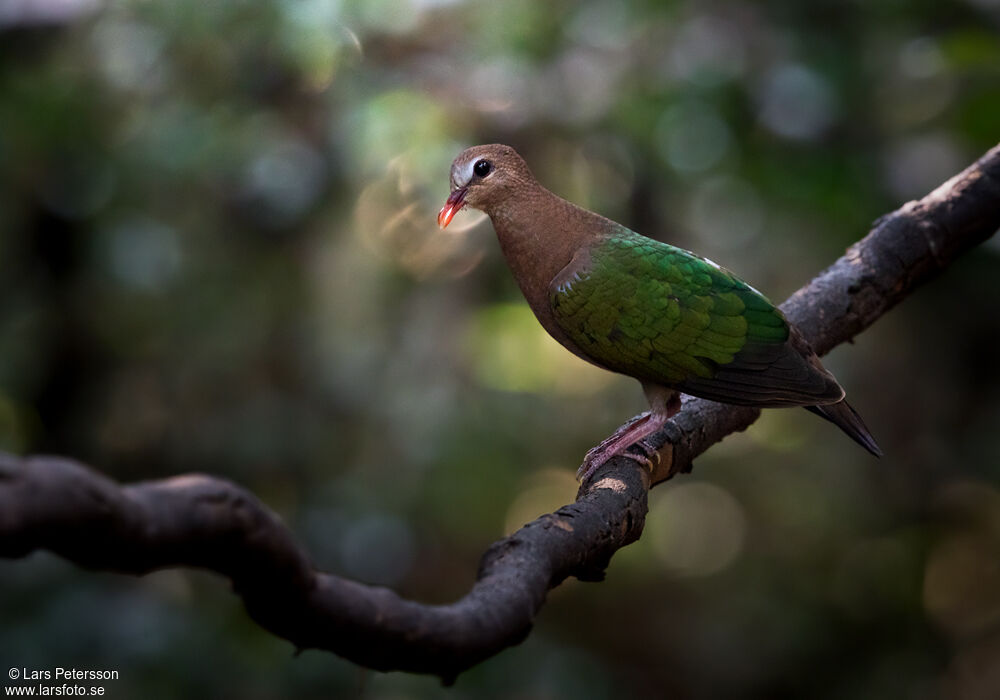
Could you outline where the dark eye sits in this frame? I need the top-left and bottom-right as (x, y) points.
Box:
(473, 159), (492, 177)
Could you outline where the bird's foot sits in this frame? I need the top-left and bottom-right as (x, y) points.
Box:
(585, 411), (651, 456)
(632, 438), (661, 463)
(577, 412), (668, 483)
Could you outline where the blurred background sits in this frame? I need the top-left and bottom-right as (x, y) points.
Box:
(1, 0), (999, 697)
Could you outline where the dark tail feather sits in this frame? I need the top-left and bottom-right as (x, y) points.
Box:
(805, 401), (883, 457)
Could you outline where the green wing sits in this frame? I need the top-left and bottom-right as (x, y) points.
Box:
(549, 231), (843, 407)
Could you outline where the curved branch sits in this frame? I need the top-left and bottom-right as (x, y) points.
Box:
(1, 143), (999, 682)
(0, 452), (648, 683)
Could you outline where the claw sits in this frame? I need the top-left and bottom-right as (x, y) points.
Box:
(632, 439), (661, 465)
(577, 412), (667, 483)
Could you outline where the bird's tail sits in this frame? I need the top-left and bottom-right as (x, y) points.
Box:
(805, 400), (883, 457)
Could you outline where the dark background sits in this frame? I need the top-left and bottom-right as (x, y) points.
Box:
(1, 0), (999, 698)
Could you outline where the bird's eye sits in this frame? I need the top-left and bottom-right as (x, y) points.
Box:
(473, 159), (492, 178)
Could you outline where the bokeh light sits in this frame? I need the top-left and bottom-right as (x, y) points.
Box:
(646, 482), (746, 577)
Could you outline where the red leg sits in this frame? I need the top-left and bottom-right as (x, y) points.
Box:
(577, 387), (681, 483)
(577, 412), (668, 482)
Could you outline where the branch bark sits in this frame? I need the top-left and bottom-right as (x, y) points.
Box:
(1, 143), (999, 683)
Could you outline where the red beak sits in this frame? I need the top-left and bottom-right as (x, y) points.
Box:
(437, 187), (468, 229)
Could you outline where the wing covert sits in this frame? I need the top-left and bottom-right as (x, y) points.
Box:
(549, 232), (843, 407)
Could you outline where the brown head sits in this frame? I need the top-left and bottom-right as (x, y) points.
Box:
(437, 144), (537, 228)
(434, 143), (617, 358)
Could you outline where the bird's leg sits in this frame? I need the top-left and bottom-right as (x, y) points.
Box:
(577, 412), (668, 482)
(584, 411), (652, 456)
(577, 387), (681, 483)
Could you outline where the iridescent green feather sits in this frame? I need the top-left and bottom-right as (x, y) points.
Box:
(550, 228), (840, 406)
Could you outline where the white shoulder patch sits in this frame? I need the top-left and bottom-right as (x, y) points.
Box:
(702, 256), (723, 271)
(701, 254), (763, 295)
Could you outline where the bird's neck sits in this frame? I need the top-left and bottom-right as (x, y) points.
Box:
(488, 185), (614, 324)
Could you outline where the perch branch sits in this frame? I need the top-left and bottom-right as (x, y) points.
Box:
(643, 142), (1000, 485)
(1, 143), (998, 683)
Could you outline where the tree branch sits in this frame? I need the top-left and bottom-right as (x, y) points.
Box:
(1, 143), (998, 683)
(643, 143), (1000, 486)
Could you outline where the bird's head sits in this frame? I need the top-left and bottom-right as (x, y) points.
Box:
(437, 144), (533, 228)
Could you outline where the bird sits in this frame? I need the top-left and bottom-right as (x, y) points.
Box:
(437, 144), (881, 483)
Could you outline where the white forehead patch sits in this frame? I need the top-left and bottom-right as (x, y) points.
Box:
(451, 157), (477, 188)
